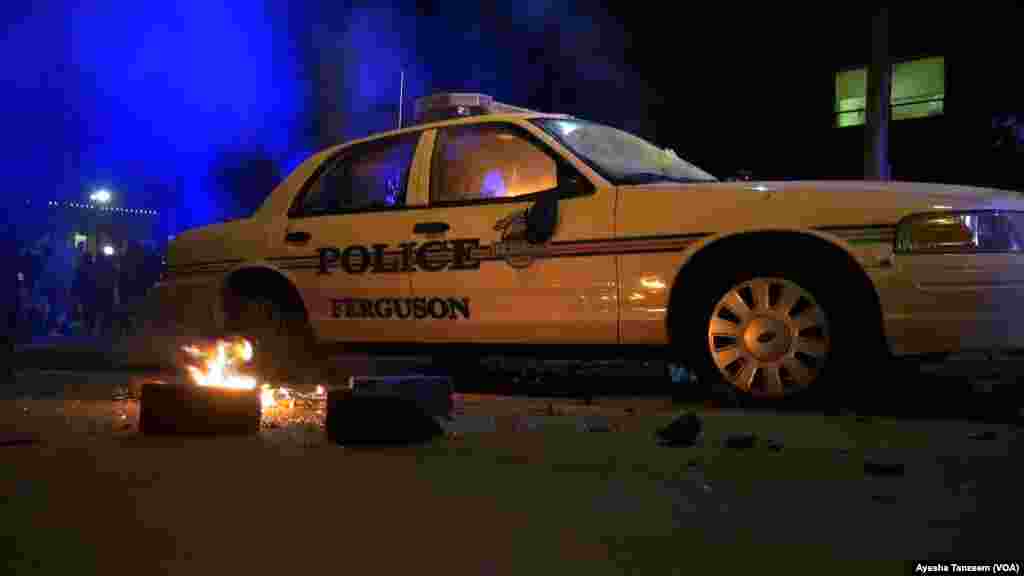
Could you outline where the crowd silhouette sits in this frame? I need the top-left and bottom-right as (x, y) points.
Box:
(4, 234), (163, 342)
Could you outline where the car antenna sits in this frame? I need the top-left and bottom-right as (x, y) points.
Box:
(397, 70), (405, 130)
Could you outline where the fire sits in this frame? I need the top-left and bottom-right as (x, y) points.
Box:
(181, 338), (313, 413)
(182, 338), (258, 391)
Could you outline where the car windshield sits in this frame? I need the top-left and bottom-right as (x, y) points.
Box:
(533, 118), (717, 184)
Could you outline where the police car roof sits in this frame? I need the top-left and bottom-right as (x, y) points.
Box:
(329, 92), (572, 149)
(320, 111), (573, 156)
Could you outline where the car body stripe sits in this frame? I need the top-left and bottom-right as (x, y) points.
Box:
(168, 226), (898, 276)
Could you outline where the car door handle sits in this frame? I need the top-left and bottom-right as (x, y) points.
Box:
(285, 231), (312, 244)
(413, 222), (450, 234)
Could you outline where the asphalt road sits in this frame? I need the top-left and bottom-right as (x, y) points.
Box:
(2, 366), (1023, 574)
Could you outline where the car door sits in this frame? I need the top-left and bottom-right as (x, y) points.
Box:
(264, 132), (430, 344)
(409, 121), (619, 344)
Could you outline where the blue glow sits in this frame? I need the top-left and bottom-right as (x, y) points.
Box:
(2, 2), (306, 236)
(481, 170), (507, 198)
(2, 1), (647, 237)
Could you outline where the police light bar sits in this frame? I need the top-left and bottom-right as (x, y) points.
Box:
(413, 93), (539, 124)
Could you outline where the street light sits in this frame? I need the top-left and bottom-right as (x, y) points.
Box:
(102, 245), (115, 256)
(90, 188), (112, 204)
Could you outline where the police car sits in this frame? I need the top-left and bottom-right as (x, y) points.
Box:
(156, 92), (1024, 401)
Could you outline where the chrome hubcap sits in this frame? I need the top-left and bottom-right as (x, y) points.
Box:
(707, 277), (830, 398)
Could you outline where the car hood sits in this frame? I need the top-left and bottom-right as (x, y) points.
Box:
(758, 180), (1022, 207)
(616, 180), (1024, 237)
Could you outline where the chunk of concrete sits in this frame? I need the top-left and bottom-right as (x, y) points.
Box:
(656, 412), (702, 447)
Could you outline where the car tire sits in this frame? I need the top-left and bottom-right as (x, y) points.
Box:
(226, 294), (325, 387)
(676, 261), (885, 408)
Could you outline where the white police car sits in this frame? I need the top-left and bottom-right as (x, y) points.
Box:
(155, 92), (1024, 401)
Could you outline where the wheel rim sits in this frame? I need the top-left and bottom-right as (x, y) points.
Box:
(706, 277), (830, 398)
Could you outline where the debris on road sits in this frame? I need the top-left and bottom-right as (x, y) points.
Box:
(577, 415), (611, 433)
(514, 416), (541, 432)
(326, 389), (443, 446)
(656, 412), (702, 447)
(864, 456), (906, 477)
(765, 439), (784, 452)
(112, 386), (135, 401)
(724, 433), (757, 450)
(1, 431), (38, 447)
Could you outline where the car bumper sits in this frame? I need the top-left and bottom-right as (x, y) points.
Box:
(872, 267), (1024, 357)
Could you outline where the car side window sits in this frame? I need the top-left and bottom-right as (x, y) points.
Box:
(431, 124), (558, 204)
(291, 134), (419, 217)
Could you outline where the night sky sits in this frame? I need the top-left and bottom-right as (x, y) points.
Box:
(2, 3), (1020, 237)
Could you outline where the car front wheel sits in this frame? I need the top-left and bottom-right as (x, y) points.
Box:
(680, 264), (880, 406)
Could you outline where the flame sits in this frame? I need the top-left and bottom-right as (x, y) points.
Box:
(234, 339), (253, 363)
(181, 338), (258, 391)
(259, 383), (293, 411)
(261, 385), (275, 410)
(181, 338), (313, 414)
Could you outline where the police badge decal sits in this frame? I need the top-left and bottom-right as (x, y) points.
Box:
(493, 209), (543, 269)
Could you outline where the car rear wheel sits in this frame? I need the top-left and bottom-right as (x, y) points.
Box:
(226, 294), (324, 387)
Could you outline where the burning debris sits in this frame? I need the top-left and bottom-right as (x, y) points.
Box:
(182, 339), (257, 391)
(139, 379), (261, 435)
(181, 338), (325, 413)
(138, 337), (328, 435)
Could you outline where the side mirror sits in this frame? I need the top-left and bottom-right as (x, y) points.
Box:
(525, 188), (560, 245)
(728, 169), (753, 182)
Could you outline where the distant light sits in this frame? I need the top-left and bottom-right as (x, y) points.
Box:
(751, 185), (771, 192)
(90, 188), (112, 204)
(102, 245), (115, 256)
(933, 205), (953, 210)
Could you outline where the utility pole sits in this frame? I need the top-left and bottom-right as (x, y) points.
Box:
(864, 8), (891, 180)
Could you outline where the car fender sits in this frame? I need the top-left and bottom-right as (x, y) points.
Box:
(664, 225), (886, 341)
